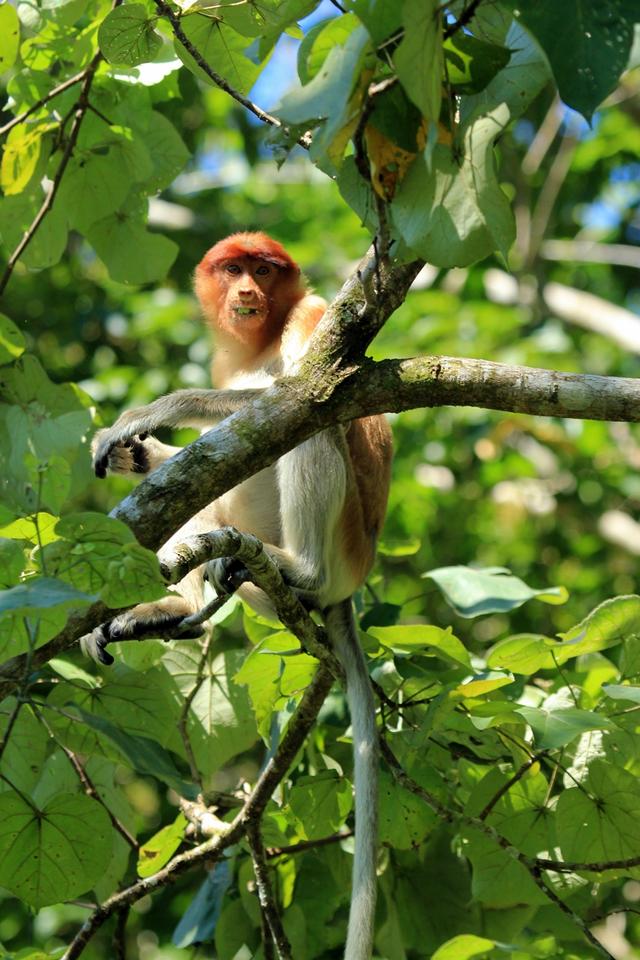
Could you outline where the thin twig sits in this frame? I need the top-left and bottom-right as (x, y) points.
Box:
(266, 830), (353, 858)
(247, 820), (293, 960)
(478, 754), (545, 821)
(0, 70), (86, 137)
(443, 0), (483, 38)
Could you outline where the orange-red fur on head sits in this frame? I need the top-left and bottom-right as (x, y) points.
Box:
(194, 232), (307, 338)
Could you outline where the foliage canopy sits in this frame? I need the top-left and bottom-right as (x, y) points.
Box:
(1, 1), (640, 958)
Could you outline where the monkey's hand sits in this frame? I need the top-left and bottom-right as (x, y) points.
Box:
(93, 432), (181, 478)
(207, 557), (252, 595)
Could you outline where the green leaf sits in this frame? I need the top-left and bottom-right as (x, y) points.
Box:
(500, 0), (638, 119)
(0, 577), (94, 615)
(488, 633), (563, 674)
(134, 111), (190, 194)
(377, 537), (421, 557)
(444, 33), (511, 94)
(98, 3), (162, 66)
(516, 705), (612, 749)
(298, 14), (360, 84)
(367, 623), (471, 667)
(38, 512), (166, 607)
(452, 671), (514, 699)
(0, 2), (20, 71)
(289, 770), (353, 840)
(0, 790), (112, 909)
(276, 24), (372, 165)
(138, 812), (187, 878)
(378, 770), (436, 848)
(390, 113), (516, 267)
(87, 209), (178, 285)
(463, 826), (547, 907)
(394, 0), (442, 121)
(0, 313), (25, 365)
(177, 14), (262, 93)
(56, 149), (131, 234)
(347, 0), (402, 45)
(0, 537), (24, 588)
(432, 935), (496, 960)
(0, 701), (48, 795)
(68, 707), (196, 798)
(0, 192), (68, 269)
(424, 565), (568, 618)
(162, 645), (259, 776)
(603, 684), (640, 703)
(556, 760), (640, 864)
(558, 595), (640, 653)
(234, 632), (316, 738)
(0, 125), (50, 196)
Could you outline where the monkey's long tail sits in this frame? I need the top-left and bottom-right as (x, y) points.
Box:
(325, 599), (377, 960)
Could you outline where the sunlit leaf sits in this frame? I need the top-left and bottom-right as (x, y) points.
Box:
(99, 4), (162, 66)
(0, 790), (112, 909)
(424, 565), (567, 618)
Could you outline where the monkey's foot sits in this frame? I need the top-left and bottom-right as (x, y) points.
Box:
(80, 600), (205, 665)
(206, 557), (251, 595)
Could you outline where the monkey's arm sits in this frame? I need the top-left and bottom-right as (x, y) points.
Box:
(93, 387), (264, 477)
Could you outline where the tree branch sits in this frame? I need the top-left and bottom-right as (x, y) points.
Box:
(0, 70), (86, 137)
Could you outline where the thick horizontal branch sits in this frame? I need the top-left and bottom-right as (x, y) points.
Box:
(1, 348), (638, 695)
(344, 355), (640, 423)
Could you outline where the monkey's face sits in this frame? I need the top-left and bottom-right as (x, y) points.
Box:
(194, 254), (284, 337)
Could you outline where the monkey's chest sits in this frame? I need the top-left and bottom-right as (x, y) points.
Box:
(215, 465), (282, 545)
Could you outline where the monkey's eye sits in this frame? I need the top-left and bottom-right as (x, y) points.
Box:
(255, 265), (271, 276)
(225, 263), (241, 275)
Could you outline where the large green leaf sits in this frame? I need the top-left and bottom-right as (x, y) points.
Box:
(0, 790), (112, 909)
(289, 770), (353, 840)
(379, 770), (436, 849)
(500, 0), (639, 119)
(177, 14), (262, 93)
(234, 631), (316, 738)
(444, 33), (511, 94)
(367, 623), (471, 667)
(556, 760), (640, 865)
(424, 566), (567, 618)
(516, 705), (612, 749)
(390, 105), (515, 267)
(98, 4), (162, 66)
(0, 577), (94, 659)
(38, 512), (166, 607)
(0, 3), (20, 71)
(394, 0), (442, 121)
(87, 207), (178, 285)
(162, 645), (258, 776)
(0, 702), (48, 795)
(0, 191), (68, 269)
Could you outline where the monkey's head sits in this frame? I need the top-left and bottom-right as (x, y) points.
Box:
(194, 232), (306, 342)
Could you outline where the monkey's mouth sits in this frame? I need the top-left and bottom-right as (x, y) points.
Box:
(233, 306), (260, 317)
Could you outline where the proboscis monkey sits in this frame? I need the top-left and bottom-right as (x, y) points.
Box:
(82, 232), (392, 960)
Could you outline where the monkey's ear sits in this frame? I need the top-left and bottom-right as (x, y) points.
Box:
(79, 625), (114, 665)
